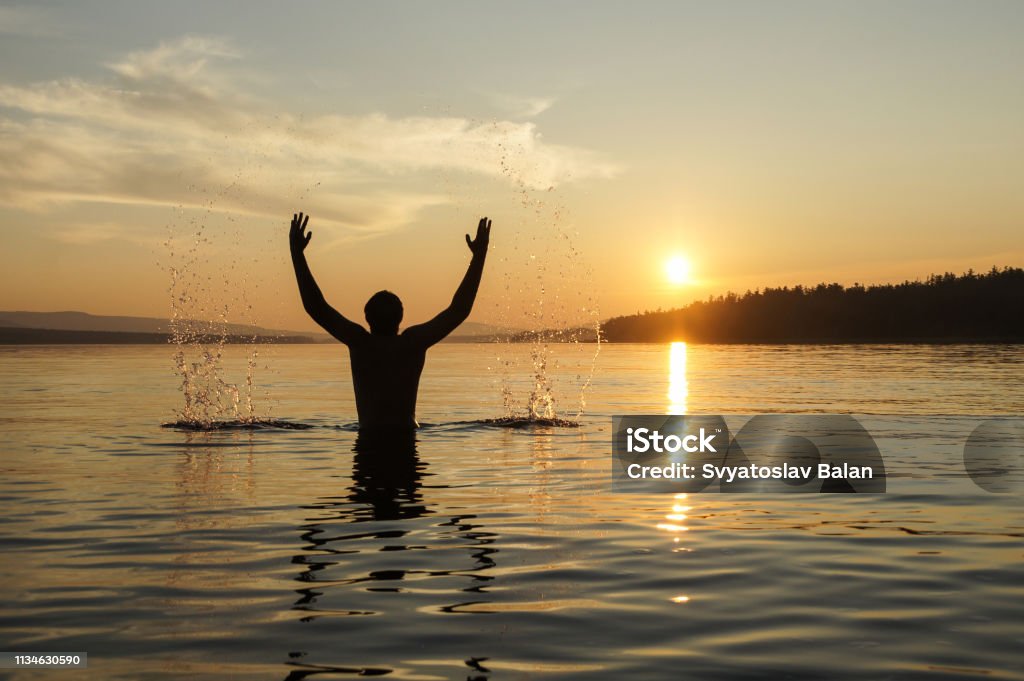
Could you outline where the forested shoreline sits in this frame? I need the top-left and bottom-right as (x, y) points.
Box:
(600, 267), (1024, 343)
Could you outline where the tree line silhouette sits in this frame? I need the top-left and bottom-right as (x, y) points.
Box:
(601, 267), (1024, 343)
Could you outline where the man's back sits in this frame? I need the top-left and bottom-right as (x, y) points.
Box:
(348, 332), (427, 429)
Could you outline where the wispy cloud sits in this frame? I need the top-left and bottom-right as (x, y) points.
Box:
(490, 93), (556, 119)
(0, 36), (617, 245)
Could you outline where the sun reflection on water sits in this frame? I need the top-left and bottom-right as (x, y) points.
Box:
(660, 492), (693, 603)
(656, 492), (691, 535)
(664, 344), (694, 595)
(668, 341), (688, 415)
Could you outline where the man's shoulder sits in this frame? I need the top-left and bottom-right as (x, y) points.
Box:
(399, 326), (432, 346)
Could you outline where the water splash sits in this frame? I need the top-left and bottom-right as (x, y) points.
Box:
(422, 112), (603, 426)
(488, 138), (602, 425)
(161, 151), (322, 428)
(476, 415), (581, 429)
(156, 104), (333, 428)
(163, 183), (258, 427)
(162, 418), (313, 431)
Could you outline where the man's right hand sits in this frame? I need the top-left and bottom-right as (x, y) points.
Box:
(466, 217), (491, 258)
(290, 212), (312, 254)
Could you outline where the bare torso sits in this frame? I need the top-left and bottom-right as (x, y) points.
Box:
(348, 332), (427, 430)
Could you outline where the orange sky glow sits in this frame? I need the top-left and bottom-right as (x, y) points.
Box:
(1, 3), (1022, 333)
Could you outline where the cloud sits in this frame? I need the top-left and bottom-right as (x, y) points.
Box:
(0, 36), (617, 245)
(490, 93), (556, 118)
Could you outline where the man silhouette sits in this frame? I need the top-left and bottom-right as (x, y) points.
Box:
(289, 212), (491, 430)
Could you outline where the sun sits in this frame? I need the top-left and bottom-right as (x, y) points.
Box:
(665, 256), (692, 285)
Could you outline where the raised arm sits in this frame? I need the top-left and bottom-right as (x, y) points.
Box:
(405, 217), (491, 347)
(289, 212), (367, 345)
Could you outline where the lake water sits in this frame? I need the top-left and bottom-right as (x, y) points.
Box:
(2, 343), (1023, 680)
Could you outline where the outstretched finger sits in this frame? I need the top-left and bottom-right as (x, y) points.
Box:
(301, 213), (309, 230)
(466, 234), (472, 248)
(305, 231), (312, 245)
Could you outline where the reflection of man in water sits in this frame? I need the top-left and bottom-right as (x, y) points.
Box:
(349, 430), (428, 520)
(289, 212), (491, 430)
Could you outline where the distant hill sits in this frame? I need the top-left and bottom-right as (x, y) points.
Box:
(446, 321), (521, 338)
(0, 327), (314, 345)
(0, 311), (518, 344)
(601, 267), (1024, 343)
(0, 310), (314, 338)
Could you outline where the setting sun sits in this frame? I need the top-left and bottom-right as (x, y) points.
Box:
(665, 256), (692, 285)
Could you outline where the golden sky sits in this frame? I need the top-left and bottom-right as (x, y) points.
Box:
(1, 2), (1022, 332)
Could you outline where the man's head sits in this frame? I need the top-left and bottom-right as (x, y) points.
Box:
(364, 290), (403, 335)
